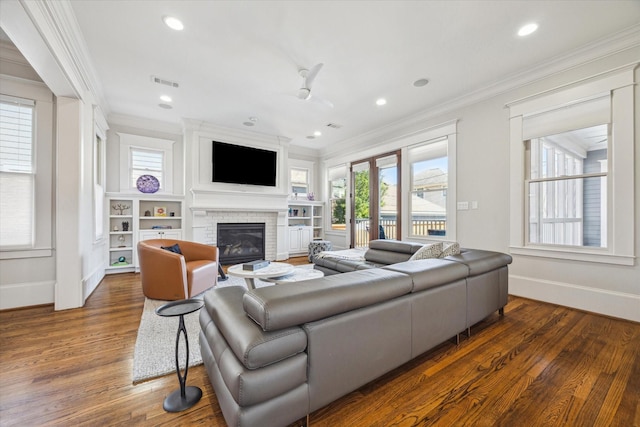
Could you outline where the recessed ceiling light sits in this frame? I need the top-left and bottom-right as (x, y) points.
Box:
(163, 16), (184, 31)
(158, 103), (172, 109)
(413, 78), (429, 87)
(518, 23), (538, 37)
(376, 98), (387, 106)
(314, 131), (322, 137)
(160, 95), (172, 103)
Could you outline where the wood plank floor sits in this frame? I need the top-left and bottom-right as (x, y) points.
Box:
(1, 260), (638, 426)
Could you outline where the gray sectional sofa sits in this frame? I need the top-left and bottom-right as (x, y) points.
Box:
(199, 240), (512, 427)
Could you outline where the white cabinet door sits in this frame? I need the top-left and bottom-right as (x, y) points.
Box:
(288, 226), (312, 255)
(288, 227), (302, 252)
(300, 226), (312, 249)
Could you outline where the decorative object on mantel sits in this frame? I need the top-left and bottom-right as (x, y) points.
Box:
(307, 192), (315, 201)
(136, 174), (160, 194)
(154, 206), (167, 217)
(112, 203), (130, 215)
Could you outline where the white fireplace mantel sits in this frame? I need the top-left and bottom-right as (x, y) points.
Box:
(190, 188), (290, 212)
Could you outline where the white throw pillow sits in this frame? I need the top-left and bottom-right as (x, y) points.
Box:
(409, 242), (443, 261)
(440, 241), (461, 258)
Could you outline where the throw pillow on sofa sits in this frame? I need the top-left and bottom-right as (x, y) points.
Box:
(409, 242), (443, 260)
(161, 243), (182, 254)
(440, 241), (461, 258)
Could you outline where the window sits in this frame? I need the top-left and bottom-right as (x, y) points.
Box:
(408, 138), (449, 238)
(290, 167), (309, 196)
(508, 66), (635, 265)
(130, 147), (164, 190)
(118, 133), (174, 193)
(94, 132), (105, 240)
(328, 165), (347, 231)
(527, 125), (608, 247)
(0, 95), (34, 248)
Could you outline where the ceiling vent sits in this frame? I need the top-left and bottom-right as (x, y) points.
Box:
(151, 75), (179, 88)
(326, 123), (342, 129)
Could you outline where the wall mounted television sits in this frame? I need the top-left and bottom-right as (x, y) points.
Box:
(212, 140), (277, 187)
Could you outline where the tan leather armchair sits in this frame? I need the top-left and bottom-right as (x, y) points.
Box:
(137, 239), (219, 300)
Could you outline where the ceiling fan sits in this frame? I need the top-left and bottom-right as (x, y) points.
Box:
(297, 63), (334, 108)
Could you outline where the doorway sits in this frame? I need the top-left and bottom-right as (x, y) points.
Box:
(350, 151), (401, 248)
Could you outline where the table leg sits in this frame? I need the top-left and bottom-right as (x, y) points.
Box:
(244, 278), (256, 290)
(163, 314), (202, 412)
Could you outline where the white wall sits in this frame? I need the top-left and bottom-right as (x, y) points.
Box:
(323, 47), (639, 321)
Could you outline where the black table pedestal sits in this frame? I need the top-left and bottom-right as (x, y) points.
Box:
(156, 299), (205, 413)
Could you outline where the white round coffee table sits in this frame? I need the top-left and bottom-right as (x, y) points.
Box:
(227, 262), (295, 290)
(262, 267), (324, 284)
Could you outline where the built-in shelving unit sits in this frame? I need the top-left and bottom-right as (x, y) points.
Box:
(107, 198), (135, 273)
(287, 200), (324, 255)
(105, 195), (184, 274)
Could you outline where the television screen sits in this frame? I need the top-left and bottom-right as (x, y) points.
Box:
(212, 141), (277, 186)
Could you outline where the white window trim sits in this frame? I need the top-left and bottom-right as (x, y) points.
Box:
(402, 125), (457, 243)
(507, 64), (636, 266)
(118, 133), (174, 194)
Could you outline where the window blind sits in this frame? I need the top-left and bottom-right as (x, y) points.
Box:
(522, 94), (610, 141)
(131, 148), (163, 188)
(0, 95), (35, 247)
(0, 95), (34, 173)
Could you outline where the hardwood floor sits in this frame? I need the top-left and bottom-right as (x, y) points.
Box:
(1, 260), (638, 426)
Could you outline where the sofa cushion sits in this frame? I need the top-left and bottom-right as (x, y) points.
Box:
(408, 242), (443, 260)
(243, 268), (413, 331)
(383, 258), (469, 292)
(202, 286), (308, 369)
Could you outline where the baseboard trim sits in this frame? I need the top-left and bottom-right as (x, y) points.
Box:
(510, 275), (640, 322)
(83, 265), (105, 302)
(0, 280), (55, 310)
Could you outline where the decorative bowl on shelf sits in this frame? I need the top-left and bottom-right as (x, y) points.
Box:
(136, 175), (160, 193)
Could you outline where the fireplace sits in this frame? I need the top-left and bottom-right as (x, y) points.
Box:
(217, 223), (266, 265)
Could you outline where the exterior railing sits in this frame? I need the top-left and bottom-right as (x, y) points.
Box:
(353, 218), (447, 248)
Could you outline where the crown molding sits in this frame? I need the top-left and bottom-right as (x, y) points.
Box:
(321, 24), (640, 160)
(0, 0), (109, 113)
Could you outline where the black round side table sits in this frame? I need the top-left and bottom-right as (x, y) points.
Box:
(155, 298), (205, 412)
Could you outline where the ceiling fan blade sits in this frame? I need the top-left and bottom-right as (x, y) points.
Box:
(305, 63), (324, 89)
(309, 93), (334, 108)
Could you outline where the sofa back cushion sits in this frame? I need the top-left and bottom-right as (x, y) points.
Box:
(243, 268), (413, 331)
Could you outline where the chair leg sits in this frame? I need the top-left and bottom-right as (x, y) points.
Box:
(218, 264), (228, 281)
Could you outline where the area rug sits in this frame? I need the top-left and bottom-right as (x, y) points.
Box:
(132, 275), (252, 384)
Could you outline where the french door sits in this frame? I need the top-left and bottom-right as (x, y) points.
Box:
(350, 151), (401, 248)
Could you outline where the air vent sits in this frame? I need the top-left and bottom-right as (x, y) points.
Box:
(151, 75), (179, 88)
(326, 123), (342, 129)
